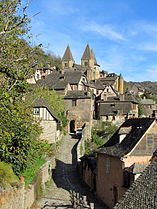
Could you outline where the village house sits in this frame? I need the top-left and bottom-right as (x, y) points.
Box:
(141, 97), (156, 117)
(64, 90), (94, 138)
(96, 92), (138, 125)
(37, 71), (88, 95)
(98, 73), (124, 95)
(35, 66), (56, 80)
(94, 118), (157, 208)
(27, 65), (55, 84)
(33, 97), (61, 144)
(114, 149), (157, 209)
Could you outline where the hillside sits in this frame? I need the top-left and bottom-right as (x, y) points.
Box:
(124, 81), (157, 96)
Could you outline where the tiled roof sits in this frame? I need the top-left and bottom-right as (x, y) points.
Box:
(37, 71), (82, 89)
(64, 90), (91, 99)
(95, 118), (155, 157)
(114, 151), (157, 209)
(62, 45), (74, 61)
(32, 97), (61, 122)
(81, 44), (92, 60)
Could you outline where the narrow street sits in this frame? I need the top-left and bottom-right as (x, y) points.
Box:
(36, 134), (107, 209)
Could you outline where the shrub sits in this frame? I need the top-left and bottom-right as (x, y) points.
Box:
(0, 161), (18, 187)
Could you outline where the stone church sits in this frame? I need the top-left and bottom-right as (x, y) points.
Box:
(62, 44), (100, 81)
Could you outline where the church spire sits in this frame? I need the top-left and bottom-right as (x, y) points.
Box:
(81, 43), (92, 60)
(91, 48), (97, 64)
(62, 45), (74, 69)
(62, 45), (74, 61)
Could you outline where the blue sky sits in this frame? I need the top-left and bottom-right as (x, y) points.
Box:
(25, 0), (157, 81)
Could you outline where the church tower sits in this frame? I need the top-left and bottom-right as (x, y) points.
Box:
(81, 44), (94, 68)
(62, 45), (74, 69)
(81, 44), (100, 80)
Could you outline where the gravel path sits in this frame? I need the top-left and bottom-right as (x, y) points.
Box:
(35, 134), (107, 209)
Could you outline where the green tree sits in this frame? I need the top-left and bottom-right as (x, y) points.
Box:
(136, 96), (143, 117)
(0, 0), (45, 175)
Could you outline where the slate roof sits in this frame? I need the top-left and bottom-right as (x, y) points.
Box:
(114, 150), (157, 209)
(95, 118), (155, 157)
(141, 98), (155, 105)
(98, 93), (138, 103)
(99, 103), (133, 116)
(99, 93), (138, 116)
(62, 45), (74, 61)
(64, 90), (91, 99)
(81, 44), (92, 60)
(32, 97), (61, 122)
(98, 73), (118, 86)
(87, 79), (104, 90)
(37, 71), (83, 89)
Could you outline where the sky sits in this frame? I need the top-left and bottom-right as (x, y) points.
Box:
(24, 0), (157, 82)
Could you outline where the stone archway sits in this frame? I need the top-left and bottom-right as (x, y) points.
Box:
(70, 120), (75, 133)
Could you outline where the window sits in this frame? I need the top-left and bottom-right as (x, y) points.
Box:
(105, 158), (110, 174)
(65, 63), (68, 67)
(72, 99), (77, 106)
(84, 62), (88, 66)
(34, 107), (40, 115)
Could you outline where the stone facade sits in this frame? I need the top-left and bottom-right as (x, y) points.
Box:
(40, 120), (60, 143)
(64, 91), (94, 137)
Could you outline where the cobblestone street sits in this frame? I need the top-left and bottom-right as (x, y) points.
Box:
(36, 134), (107, 209)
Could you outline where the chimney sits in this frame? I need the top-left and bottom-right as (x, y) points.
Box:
(120, 94), (125, 101)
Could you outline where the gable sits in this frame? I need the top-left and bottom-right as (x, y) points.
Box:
(130, 122), (157, 156)
(101, 85), (118, 100)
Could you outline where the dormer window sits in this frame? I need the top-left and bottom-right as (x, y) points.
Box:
(119, 126), (132, 143)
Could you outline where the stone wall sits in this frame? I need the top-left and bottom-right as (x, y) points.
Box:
(77, 124), (89, 162)
(40, 120), (59, 143)
(0, 160), (52, 209)
(0, 184), (24, 209)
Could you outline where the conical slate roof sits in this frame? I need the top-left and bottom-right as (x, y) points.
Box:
(62, 45), (74, 61)
(81, 44), (92, 60)
(91, 48), (97, 64)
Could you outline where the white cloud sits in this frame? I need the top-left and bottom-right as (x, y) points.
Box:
(82, 22), (126, 41)
(138, 43), (157, 51)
